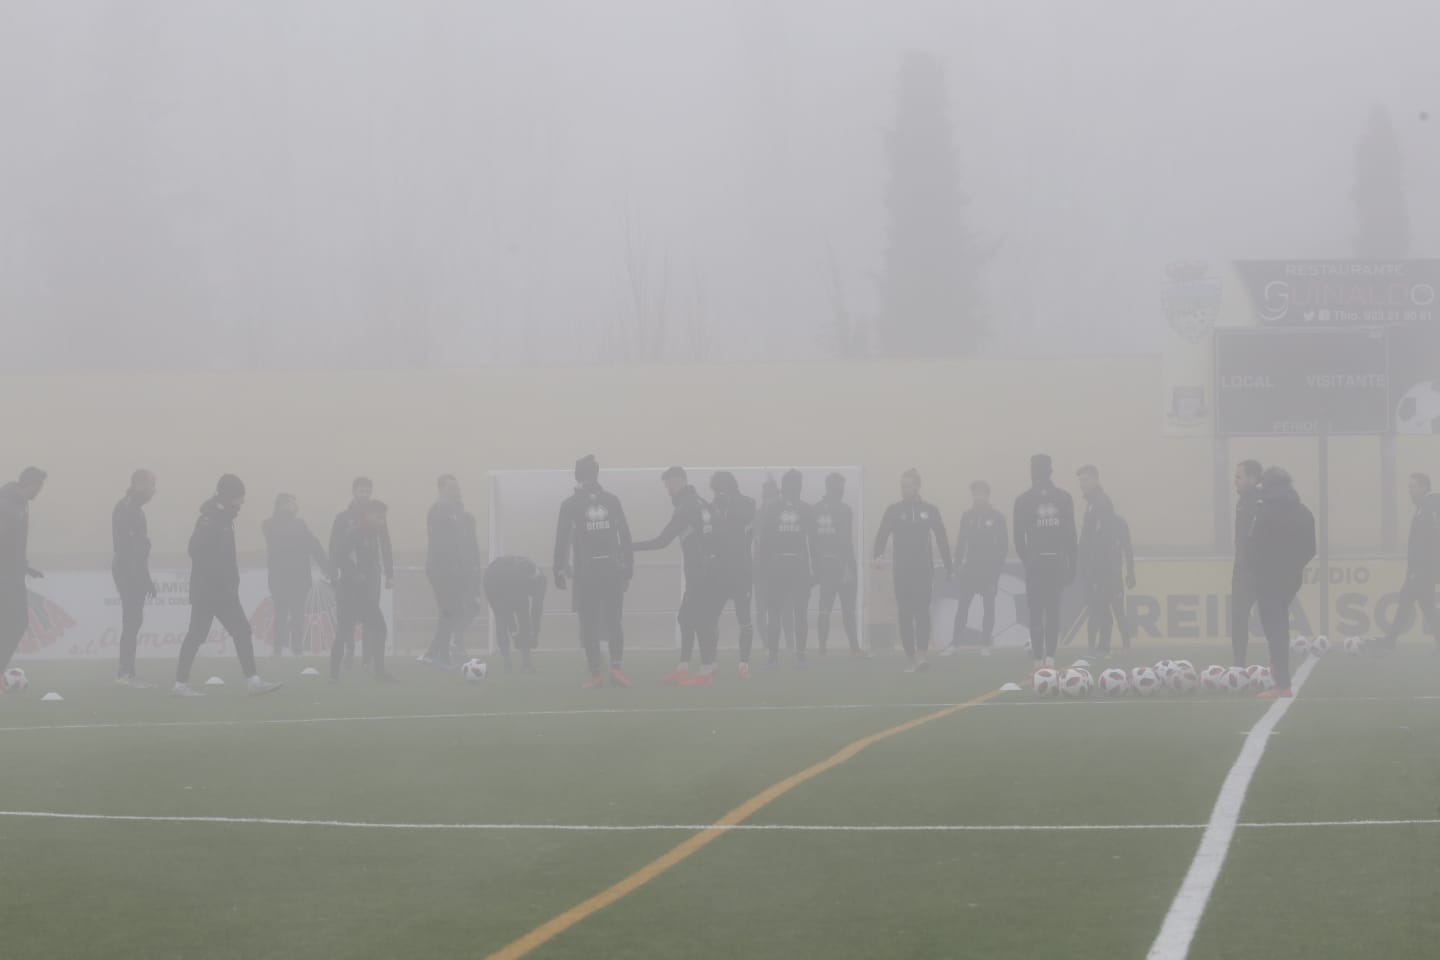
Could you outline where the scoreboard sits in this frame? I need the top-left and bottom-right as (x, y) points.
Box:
(1213, 327), (1390, 436)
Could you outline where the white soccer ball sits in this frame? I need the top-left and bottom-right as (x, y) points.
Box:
(1098, 668), (1130, 697)
(1290, 636), (1310, 659)
(1167, 665), (1200, 695)
(2, 667), (27, 691)
(1060, 668), (1091, 698)
(1247, 664), (1275, 691)
(461, 659), (489, 683)
(1310, 635), (1330, 657)
(1130, 666), (1162, 697)
(1033, 668), (1061, 698)
(1200, 665), (1229, 694)
(1154, 660), (1179, 683)
(1396, 377), (1440, 434)
(1174, 659), (1195, 673)
(1224, 666), (1251, 695)
(1343, 636), (1368, 657)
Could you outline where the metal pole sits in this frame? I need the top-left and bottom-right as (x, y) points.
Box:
(1317, 432), (1330, 637)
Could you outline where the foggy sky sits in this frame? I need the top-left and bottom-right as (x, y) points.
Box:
(2, 0), (1437, 369)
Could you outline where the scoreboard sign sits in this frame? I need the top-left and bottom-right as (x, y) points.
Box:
(1214, 327), (1390, 435)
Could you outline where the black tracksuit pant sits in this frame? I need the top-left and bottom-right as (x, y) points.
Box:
(952, 580), (997, 649)
(1230, 577), (1256, 667)
(1083, 575), (1124, 654)
(272, 589), (307, 656)
(764, 567), (811, 660)
(576, 565), (626, 673)
(332, 583), (386, 679)
(1384, 574), (1439, 648)
(116, 584), (147, 677)
(426, 574), (473, 664)
(176, 592), (258, 683)
(894, 569), (932, 658)
(0, 581), (27, 672)
(817, 572), (858, 653)
(678, 573), (724, 666)
(1256, 586), (1297, 689)
(716, 571), (755, 662)
(1025, 559), (1064, 660)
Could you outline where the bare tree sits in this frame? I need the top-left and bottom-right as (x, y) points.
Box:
(603, 208), (672, 361)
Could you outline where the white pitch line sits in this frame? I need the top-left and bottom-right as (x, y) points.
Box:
(0, 691), (1428, 735)
(1146, 656), (1319, 960)
(0, 809), (1435, 833)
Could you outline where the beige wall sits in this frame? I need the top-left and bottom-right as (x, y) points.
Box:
(3, 359), (1422, 566)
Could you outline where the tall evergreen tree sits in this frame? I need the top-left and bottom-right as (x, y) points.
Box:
(879, 52), (983, 356)
(1352, 105), (1410, 258)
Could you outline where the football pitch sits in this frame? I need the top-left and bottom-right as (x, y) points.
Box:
(2, 646), (1437, 959)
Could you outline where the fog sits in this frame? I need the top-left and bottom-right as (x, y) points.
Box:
(3, 0), (1436, 369)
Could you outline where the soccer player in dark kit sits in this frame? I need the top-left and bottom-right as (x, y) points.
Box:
(1013, 455), (1077, 670)
(421, 475), (482, 667)
(814, 472), (861, 656)
(1380, 472), (1440, 653)
(262, 493), (330, 658)
(113, 469), (158, 686)
(483, 555), (547, 673)
(873, 469), (952, 672)
(329, 499), (394, 683)
(554, 455), (633, 688)
(756, 470), (819, 668)
(634, 467), (724, 686)
(708, 471), (757, 677)
(945, 480), (1007, 657)
(0, 467), (46, 678)
(331, 477), (394, 669)
(172, 474), (283, 697)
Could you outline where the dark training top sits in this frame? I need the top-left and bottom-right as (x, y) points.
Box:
(633, 485), (719, 579)
(554, 482), (633, 580)
(1012, 482), (1078, 573)
(874, 499), (953, 579)
(112, 493), (154, 594)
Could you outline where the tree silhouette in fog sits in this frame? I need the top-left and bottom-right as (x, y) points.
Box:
(1351, 105), (1410, 259)
(879, 52), (985, 357)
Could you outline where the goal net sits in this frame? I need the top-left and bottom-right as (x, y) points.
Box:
(487, 466), (865, 653)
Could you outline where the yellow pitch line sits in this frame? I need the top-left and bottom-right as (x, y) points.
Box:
(484, 687), (1003, 960)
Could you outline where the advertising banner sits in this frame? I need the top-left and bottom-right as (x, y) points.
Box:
(11, 570), (393, 661)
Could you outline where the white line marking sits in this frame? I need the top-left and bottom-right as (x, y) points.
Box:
(1146, 656), (1318, 960)
(0, 691), (1425, 735)
(0, 809), (1434, 833)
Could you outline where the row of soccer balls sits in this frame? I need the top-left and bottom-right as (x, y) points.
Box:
(1032, 633), (1375, 699)
(1035, 661), (1269, 698)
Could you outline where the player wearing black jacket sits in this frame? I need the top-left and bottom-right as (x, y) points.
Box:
(422, 476), (482, 667)
(172, 475), (282, 697)
(814, 473), (861, 656)
(873, 469), (952, 672)
(483, 555), (547, 673)
(1076, 466), (1133, 658)
(1013, 455), (1078, 668)
(554, 456), (634, 687)
(947, 481), (1007, 656)
(329, 498), (392, 682)
(635, 467), (724, 685)
(756, 470), (819, 668)
(330, 477), (394, 668)
(1381, 473), (1440, 652)
(709, 471), (757, 675)
(113, 470), (157, 686)
(0, 467), (46, 676)
(1248, 467), (1316, 696)
(262, 494), (329, 658)
(1230, 460), (1263, 666)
